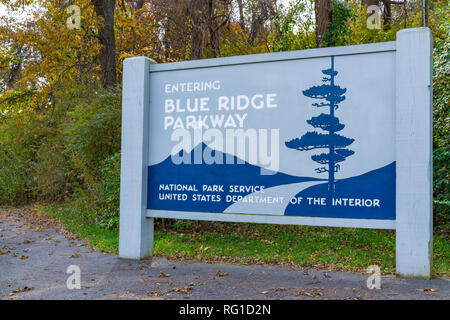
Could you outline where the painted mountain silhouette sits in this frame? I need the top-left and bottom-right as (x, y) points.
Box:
(284, 161), (396, 220)
(147, 142), (322, 213)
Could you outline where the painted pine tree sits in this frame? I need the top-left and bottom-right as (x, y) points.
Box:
(285, 56), (354, 202)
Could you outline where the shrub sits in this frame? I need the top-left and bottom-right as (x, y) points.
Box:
(63, 87), (122, 180)
(0, 113), (41, 204)
(0, 145), (29, 204)
(97, 152), (121, 230)
(432, 13), (450, 202)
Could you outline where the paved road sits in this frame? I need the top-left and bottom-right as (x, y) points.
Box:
(0, 208), (448, 300)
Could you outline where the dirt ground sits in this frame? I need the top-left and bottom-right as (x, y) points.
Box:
(0, 208), (448, 300)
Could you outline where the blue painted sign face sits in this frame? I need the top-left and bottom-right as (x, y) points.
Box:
(147, 52), (396, 220)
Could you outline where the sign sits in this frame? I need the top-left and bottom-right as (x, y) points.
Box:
(147, 53), (396, 221)
(119, 28), (433, 279)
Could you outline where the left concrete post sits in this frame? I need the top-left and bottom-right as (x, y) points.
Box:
(119, 57), (155, 260)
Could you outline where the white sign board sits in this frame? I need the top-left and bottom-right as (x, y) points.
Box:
(119, 28), (433, 279)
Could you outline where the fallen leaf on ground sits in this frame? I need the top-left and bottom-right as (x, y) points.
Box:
(417, 288), (436, 292)
(216, 270), (229, 277)
(158, 272), (171, 277)
(295, 287), (323, 297)
(0, 250), (7, 255)
(171, 287), (192, 294)
(10, 286), (34, 294)
(261, 291), (270, 294)
(295, 290), (313, 297)
(19, 255), (29, 259)
(70, 252), (81, 258)
(273, 287), (287, 291)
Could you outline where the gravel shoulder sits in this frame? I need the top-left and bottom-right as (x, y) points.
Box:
(0, 208), (448, 300)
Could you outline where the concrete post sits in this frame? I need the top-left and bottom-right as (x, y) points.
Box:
(119, 57), (156, 260)
(395, 28), (433, 278)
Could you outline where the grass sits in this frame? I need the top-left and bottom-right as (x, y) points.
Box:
(45, 204), (118, 254)
(43, 203), (450, 277)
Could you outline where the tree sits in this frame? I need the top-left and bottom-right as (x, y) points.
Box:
(248, 0), (276, 45)
(316, 0), (357, 47)
(92, 0), (117, 88)
(285, 56), (354, 201)
(314, 0), (331, 47)
(185, 0), (205, 60)
(363, 0), (408, 29)
(236, 0), (246, 32)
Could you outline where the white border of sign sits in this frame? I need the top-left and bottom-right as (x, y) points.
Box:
(118, 28), (433, 279)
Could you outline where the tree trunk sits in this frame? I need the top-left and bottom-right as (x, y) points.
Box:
(93, 0), (117, 88)
(382, 0), (392, 29)
(132, 0), (144, 10)
(206, 0), (221, 58)
(236, 0), (246, 32)
(314, 0), (331, 47)
(187, 0), (205, 60)
(248, 0), (273, 45)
